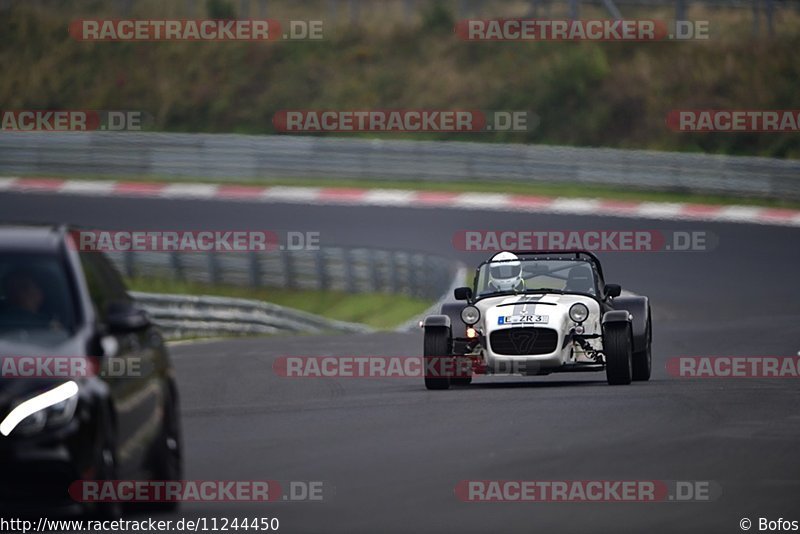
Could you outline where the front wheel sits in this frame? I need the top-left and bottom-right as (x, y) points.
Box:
(148, 384), (183, 511)
(424, 327), (451, 390)
(88, 408), (123, 519)
(604, 323), (633, 385)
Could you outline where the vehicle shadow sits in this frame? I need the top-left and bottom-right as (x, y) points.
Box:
(464, 378), (608, 389)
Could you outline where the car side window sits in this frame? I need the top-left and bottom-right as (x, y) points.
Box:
(93, 253), (131, 303)
(79, 252), (130, 322)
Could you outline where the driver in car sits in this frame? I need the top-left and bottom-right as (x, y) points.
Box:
(486, 251), (527, 293)
(0, 269), (60, 329)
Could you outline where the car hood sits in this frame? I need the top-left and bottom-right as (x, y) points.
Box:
(477, 293), (601, 330)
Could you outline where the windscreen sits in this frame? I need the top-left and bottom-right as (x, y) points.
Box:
(477, 259), (596, 297)
(0, 253), (78, 339)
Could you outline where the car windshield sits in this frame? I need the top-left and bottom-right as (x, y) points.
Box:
(0, 253), (78, 339)
(476, 258), (597, 298)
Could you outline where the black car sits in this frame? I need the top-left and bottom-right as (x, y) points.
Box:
(0, 225), (182, 517)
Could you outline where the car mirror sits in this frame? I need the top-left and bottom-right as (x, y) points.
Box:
(106, 301), (150, 333)
(605, 284), (622, 298)
(453, 287), (473, 301)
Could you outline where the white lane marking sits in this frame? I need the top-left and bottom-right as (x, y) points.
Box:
(60, 180), (117, 195)
(634, 202), (687, 219)
(549, 198), (601, 214)
(453, 193), (511, 208)
(160, 183), (219, 198)
(362, 189), (416, 206)
(713, 205), (765, 222)
(1, 177), (798, 227)
(263, 186), (322, 202)
(0, 177), (18, 190)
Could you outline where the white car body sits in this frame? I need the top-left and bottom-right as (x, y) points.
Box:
(472, 293), (603, 374)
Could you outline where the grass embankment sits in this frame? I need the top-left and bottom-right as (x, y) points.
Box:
(2, 1), (800, 158)
(126, 277), (432, 330)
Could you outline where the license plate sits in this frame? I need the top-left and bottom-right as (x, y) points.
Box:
(498, 314), (549, 325)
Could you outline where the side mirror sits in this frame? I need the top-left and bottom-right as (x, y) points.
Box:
(453, 287), (473, 301)
(605, 284), (622, 298)
(106, 301), (151, 333)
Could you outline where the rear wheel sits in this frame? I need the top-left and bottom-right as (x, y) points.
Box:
(632, 316), (652, 381)
(424, 327), (451, 390)
(604, 323), (633, 385)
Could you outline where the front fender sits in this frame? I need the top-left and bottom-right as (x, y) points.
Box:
(611, 296), (650, 353)
(422, 315), (451, 329)
(602, 310), (631, 325)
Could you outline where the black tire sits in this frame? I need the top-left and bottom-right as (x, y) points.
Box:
(451, 376), (473, 386)
(604, 323), (633, 385)
(632, 316), (652, 382)
(148, 385), (183, 511)
(89, 408), (123, 519)
(450, 357), (473, 386)
(424, 327), (451, 390)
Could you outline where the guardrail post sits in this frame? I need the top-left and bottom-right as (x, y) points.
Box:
(124, 252), (136, 278)
(423, 255), (435, 299)
(208, 252), (221, 284)
(170, 251), (184, 281)
(249, 252), (262, 287)
(407, 253), (418, 297)
(389, 251), (401, 294)
(316, 249), (330, 291)
(369, 251), (381, 292)
(282, 249), (297, 289)
(344, 248), (357, 293)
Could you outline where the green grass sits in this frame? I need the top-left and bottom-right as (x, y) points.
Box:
(126, 276), (431, 330)
(47, 173), (800, 210)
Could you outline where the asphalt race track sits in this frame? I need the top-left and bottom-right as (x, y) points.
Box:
(1, 191), (799, 533)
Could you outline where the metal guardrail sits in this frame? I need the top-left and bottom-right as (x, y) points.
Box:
(119, 246), (462, 337)
(2, 132), (799, 199)
(395, 265), (468, 332)
(107, 247), (455, 301)
(131, 291), (373, 339)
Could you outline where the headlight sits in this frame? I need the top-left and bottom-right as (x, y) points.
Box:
(569, 303), (589, 324)
(460, 306), (480, 325)
(0, 381), (79, 437)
